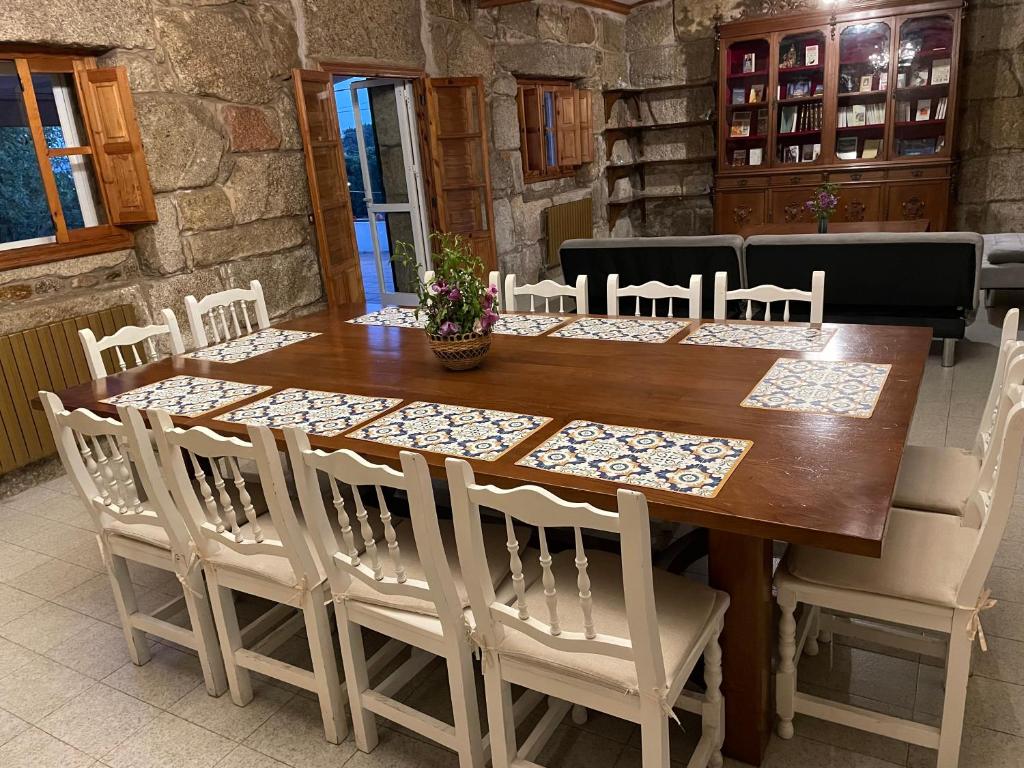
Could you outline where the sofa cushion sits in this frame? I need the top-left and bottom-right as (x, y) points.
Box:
(985, 234), (1024, 265)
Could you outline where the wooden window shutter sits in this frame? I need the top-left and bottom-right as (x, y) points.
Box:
(555, 87), (580, 167)
(577, 89), (594, 164)
(79, 67), (157, 224)
(292, 68), (364, 306)
(424, 77), (497, 273)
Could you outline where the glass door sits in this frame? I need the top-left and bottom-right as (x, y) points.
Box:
(834, 21), (892, 163)
(724, 38), (771, 169)
(346, 78), (430, 306)
(892, 15), (955, 159)
(775, 29), (827, 166)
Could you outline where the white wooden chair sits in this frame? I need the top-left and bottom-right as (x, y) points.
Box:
(149, 411), (346, 743)
(284, 430), (536, 768)
(39, 392), (227, 697)
(446, 458), (730, 768)
(184, 280), (270, 348)
(606, 274), (702, 320)
(713, 270), (825, 324)
(78, 309), (185, 380)
(775, 351), (1024, 767)
(894, 309), (1021, 516)
(503, 274), (588, 314)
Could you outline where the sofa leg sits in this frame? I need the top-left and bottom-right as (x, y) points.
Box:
(942, 338), (956, 367)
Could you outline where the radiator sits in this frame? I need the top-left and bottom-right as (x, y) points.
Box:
(0, 304), (138, 474)
(546, 197), (592, 270)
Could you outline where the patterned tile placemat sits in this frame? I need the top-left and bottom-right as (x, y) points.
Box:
(682, 323), (837, 353)
(184, 329), (321, 364)
(101, 375), (271, 418)
(348, 401), (550, 461)
(741, 359), (892, 418)
(215, 388), (402, 437)
(491, 313), (568, 336)
(347, 306), (425, 329)
(516, 420), (752, 498)
(550, 316), (691, 344)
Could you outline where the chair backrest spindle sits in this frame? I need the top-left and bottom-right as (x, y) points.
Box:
(606, 274), (702, 320)
(504, 273), (589, 315)
(714, 270), (825, 324)
(79, 308), (185, 380)
(184, 280), (269, 349)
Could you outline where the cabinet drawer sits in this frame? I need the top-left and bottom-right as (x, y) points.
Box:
(715, 190), (767, 233)
(885, 180), (949, 227)
(888, 166), (949, 181)
(832, 184), (883, 223)
(717, 175), (767, 190)
(828, 170), (885, 183)
(771, 172), (825, 187)
(769, 188), (818, 225)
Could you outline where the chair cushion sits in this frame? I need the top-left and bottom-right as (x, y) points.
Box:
(985, 234), (1024, 265)
(892, 444), (980, 516)
(498, 549), (720, 694)
(343, 519), (520, 617)
(784, 507), (980, 608)
(102, 506), (172, 550)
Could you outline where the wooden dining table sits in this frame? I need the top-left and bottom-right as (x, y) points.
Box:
(49, 304), (931, 766)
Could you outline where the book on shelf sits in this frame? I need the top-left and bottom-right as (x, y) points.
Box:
(806, 44), (819, 66)
(750, 84), (764, 103)
(731, 87), (746, 104)
(837, 136), (858, 160)
(898, 137), (939, 156)
(839, 71), (856, 93)
(916, 99), (931, 121)
(779, 105), (797, 133)
(879, 72), (888, 90)
(852, 104), (867, 126)
(862, 139), (882, 159)
(801, 144), (815, 162)
(897, 72), (908, 87)
(911, 68), (929, 87)
(812, 143), (821, 161)
(783, 145), (800, 163)
(730, 111), (752, 136)
(931, 58), (951, 85)
(787, 79), (812, 98)
(732, 149), (747, 166)
(935, 96), (948, 119)
(749, 147), (763, 166)
(859, 74), (874, 92)
(756, 109), (768, 136)
(780, 43), (798, 69)
(742, 53), (756, 73)
(897, 101), (912, 122)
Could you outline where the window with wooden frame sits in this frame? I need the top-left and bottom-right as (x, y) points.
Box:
(0, 52), (156, 270)
(516, 78), (593, 183)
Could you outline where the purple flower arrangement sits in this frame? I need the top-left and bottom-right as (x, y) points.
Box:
(805, 182), (840, 220)
(399, 232), (500, 338)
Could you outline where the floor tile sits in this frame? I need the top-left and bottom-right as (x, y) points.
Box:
(0, 725), (95, 768)
(214, 744), (292, 768)
(963, 675), (1024, 737)
(725, 733), (903, 767)
(39, 682), (161, 758)
(535, 723), (627, 768)
(985, 597), (1024, 642)
(0, 600), (105, 653)
(45, 620), (135, 679)
(244, 696), (357, 768)
(0, 655), (95, 723)
(0, 541), (53, 581)
(0, 707), (30, 748)
(18, 521), (98, 561)
(6, 557), (97, 599)
(103, 643), (205, 708)
(2, 485), (68, 514)
(344, 726), (460, 767)
(798, 641), (919, 710)
(0, 583), (44, 625)
(31, 492), (95, 530)
(0, 636), (40, 677)
(170, 680), (294, 741)
(103, 711), (235, 768)
(988, 566), (1024, 603)
(908, 724), (1024, 767)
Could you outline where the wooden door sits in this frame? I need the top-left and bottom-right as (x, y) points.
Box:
(293, 69), (364, 306)
(769, 187), (818, 224)
(715, 190), (767, 234)
(423, 77), (497, 273)
(886, 180), (949, 229)
(832, 184), (883, 222)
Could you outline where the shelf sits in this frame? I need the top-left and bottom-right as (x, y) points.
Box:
(895, 119), (946, 127)
(836, 123), (886, 132)
(777, 129), (822, 138)
(727, 101), (769, 109)
(778, 65), (824, 75)
(609, 191), (709, 206)
(838, 90), (888, 99)
(727, 70), (769, 79)
(726, 134), (768, 141)
(605, 154), (716, 170)
(603, 119), (714, 134)
(604, 81), (713, 98)
(899, 49), (953, 62)
(894, 84), (950, 97)
(777, 96), (823, 105)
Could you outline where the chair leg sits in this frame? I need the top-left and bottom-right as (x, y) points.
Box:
(776, 592), (798, 739)
(205, 576), (253, 706)
(640, 703), (671, 768)
(942, 338), (957, 367)
(482, 668), (517, 768)
(937, 610), (972, 768)
(335, 600), (378, 752)
(181, 569), (228, 696)
(805, 606), (821, 657)
(303, 591), (347, 745)
(447, 642), (484, 768)
(703, 621), (725, 768)
(102, 539), (151, 666)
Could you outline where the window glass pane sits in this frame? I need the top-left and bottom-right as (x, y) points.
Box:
(0, 60), (57, 250)
(32, 73), (89, 149)
(544, 91), (556, 168)
(50, 154), (106, 229)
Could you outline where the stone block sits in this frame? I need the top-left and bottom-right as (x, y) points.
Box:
(223, 153), (310, 224)
(156, 4), (297, 104)
(490, 149), (518, 193)
(601, 15), (625, 52)
(272, 88), (303, 152)
(628, 39), (715, 87)
(958, 153), (1024, 204)
(497, 42), (598, 79)
(538, 4), (568, 40)
(491, 74), (518, 97)
(0, 285), (149, 338)
(219, 246), (323, 317)
(135, 195), (187, 276)
(492, 198), (515, 254)
(2, 0), (154, 49)
(675, 0), (740, 41)
(175, 187), (234, 232)
(134, 94), (226, 193)
(185, 216), (309, 267)
(96, 50), (170, 93)
(497, 3), (538, 39)
(599, 51), (629, 89)
(624, 1), (674, 50)
(642, 124), (714, 160)
(444, 23), (494, 77)
(960, 51), (1022, 101)
(567, 7), (597, 45)
(491, 95), (521, 151)
(979, 98), (1024, 150)
(220, 105), (282, 153)
(640, 87), (714, 124)
(511, 197), (550, 244)
(965, 4), (1024, 53)
(302, 0), (425, 67)
(141, 269), (225, 347)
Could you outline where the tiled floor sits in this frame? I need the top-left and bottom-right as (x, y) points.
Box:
(0, 308), (1021, 768)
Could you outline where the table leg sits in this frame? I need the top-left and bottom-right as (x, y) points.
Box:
(708, 530), (773, 766)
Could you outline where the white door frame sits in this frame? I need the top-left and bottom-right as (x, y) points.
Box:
(349, 78), (430, 306)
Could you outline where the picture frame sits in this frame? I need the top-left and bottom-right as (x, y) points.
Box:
(931, 58), (951, 85)
(732, 149), (747, 166)
(859, 74), (874, 92)
(788, 79), (811, 98)
(784, 145), (800, 163)
(742, 52), (757, 73)
(749, 147), (763, 166)
(878, 72), (888, 91)
(837, 136), (858, 160)
(801, 144), (815, 162)
(911, 68), (929, 87)
(731, 87), (746, 104)
(749, 84), (764, 103)
(780, 44), (797, 69)
(916, 99), (931, 121)
(730, 111), (752, 137)
(805, 44), (819, 66)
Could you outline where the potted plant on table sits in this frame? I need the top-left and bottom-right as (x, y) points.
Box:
(398, 232), (499, 371)
(805, 182), (839, 233)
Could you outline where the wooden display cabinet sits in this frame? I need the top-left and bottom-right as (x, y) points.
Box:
(714, 0), (963, 234)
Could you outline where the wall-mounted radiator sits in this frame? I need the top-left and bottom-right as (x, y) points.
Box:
(546, 197), (593, 270)
(0, 304), (139, 474)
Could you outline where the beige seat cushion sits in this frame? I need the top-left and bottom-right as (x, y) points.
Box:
(344, 519), (520, 617)
(498, 549), (720, 695)
(102, 507), (172, 550)
(892, 445), (980, 516)
(784, 507), (980, 608)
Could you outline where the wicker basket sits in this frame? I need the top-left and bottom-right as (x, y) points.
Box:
(426, 331), (492, 371)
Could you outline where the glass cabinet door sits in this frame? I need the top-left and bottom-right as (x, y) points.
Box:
(834, 22), (891, 163)
(893, 15), (954, 159)
(775, 30), (826, 166)
(724, 38), (770, 169)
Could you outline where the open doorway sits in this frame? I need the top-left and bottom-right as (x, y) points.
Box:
(333, 76), (430, 306)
